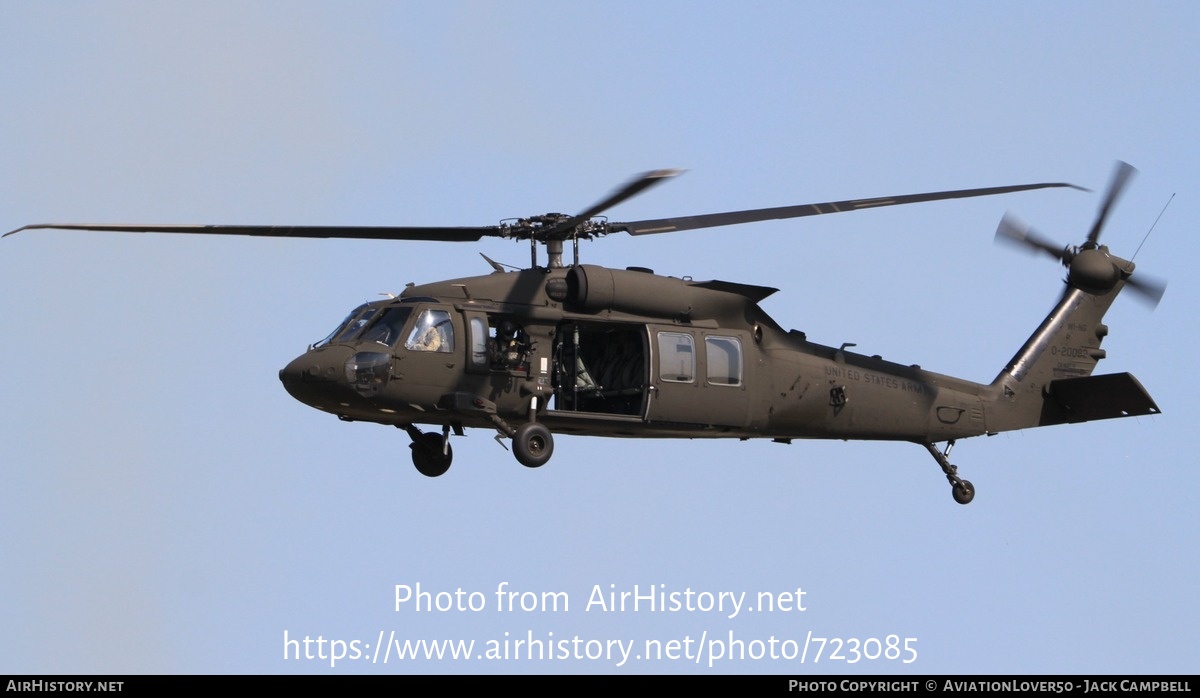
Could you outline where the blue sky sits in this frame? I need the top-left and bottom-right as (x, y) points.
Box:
(1, 2), (1197, 674)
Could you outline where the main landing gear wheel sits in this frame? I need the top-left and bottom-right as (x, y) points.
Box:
(411, 432), (452, 477)
(952, 480), (975, 505)
(513, 422), (553, 468)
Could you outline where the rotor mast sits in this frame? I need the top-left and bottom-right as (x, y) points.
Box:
(545, 237), (565, 269)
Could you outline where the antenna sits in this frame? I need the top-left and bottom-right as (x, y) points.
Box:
(1132, 192), (1174, 261)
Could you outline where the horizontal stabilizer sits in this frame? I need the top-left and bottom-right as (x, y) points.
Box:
(1039, 373), (1160, 426)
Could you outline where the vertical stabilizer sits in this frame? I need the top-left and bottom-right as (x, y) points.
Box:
(985, 283), (1122, 432)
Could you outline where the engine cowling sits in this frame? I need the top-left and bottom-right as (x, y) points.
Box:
(565, 264), (692, 317)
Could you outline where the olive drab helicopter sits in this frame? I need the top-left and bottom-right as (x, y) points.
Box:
(5, 161), (1165, 504)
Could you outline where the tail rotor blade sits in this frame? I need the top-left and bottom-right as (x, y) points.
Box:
(1126, 273), (1167, 308)
(1086, 160), (1136, 246)
(995, 212), (1070, 263)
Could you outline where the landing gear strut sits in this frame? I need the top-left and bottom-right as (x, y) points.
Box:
(922, 441), (975, 505)
(407, 425), (453, 477)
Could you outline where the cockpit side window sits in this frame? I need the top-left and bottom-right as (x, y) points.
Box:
(405, 309), (455, 353)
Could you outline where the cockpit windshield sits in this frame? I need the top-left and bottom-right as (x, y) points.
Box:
(313, 304), (378, 348)
(360, 307), (414, 347)
(311, 303), (446, 351)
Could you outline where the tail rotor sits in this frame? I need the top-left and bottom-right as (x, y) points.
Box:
(994, 161), (1166, 308)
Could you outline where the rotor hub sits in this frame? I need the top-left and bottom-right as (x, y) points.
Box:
(1068, 247), (1122, 292)
(498, 213), (609, 242)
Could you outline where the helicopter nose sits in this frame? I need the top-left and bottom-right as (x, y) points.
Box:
(279, 356), (306, 386)
(279, 349), (343, 384)
(279, 346), (354, 405)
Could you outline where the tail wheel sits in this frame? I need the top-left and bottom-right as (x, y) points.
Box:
(952, 480), (975, 505)
(513, 422), (554, 468)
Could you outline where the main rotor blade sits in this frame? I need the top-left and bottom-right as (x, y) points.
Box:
(610, 181), (1084, 236)
(4, 222), (494, 242)
(542, 168), (683, 240)
(1086, 160), (1136, 247)
(994, 212), (1070, 264)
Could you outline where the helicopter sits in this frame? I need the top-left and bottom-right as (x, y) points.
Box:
(5, 162), (1164, 504)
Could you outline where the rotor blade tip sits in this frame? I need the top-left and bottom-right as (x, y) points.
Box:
(646, 168), (685, 179)
(3, 225), (34, 237)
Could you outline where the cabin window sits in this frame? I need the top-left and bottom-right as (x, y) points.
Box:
(469, 316), (489, 367)
(656, 332), (694, 383)
(705, 335), (743, 386)
(405, 309), (455, 353)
